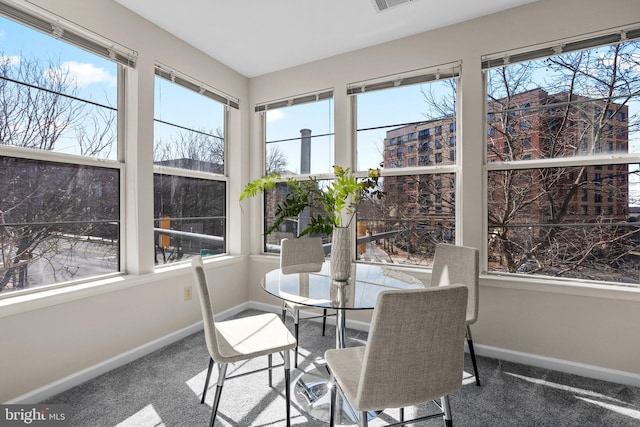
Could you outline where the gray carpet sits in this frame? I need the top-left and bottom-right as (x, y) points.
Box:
(44, 309), (640, 426)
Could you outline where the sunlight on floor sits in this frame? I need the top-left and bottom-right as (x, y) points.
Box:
(505, 372), (627, 403)
(462, 370), (477, 385)
(506, 371), (640, 421)
(186, 368), (209, 402)
(114, 404), (165, 427)
(575, 397), (640, 420)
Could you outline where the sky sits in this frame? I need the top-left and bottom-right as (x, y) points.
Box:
(0, 14), (224, 161)
(0, 16), (116, 104)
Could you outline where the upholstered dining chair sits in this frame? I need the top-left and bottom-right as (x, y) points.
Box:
(280, 237), (335, 368)
(431, 243), (481, 386)
(192, 256), (297, 427)
(325, 285), (469, 427)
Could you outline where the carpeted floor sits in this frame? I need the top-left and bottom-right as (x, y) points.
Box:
(43, 309), (640, 426)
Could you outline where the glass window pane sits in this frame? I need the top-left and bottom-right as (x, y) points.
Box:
(0, 15), (118, 159)
(486, 41), (640, 160)
(357, 173), (456, 266)
(263, 180), (333, 253)
(154, 76), (225, 173)
(153, 71), (227, 264)
(154, 174), (226, 264)
(488, 164), (639, 283)
(356, 79), (457, 171)
(0, 156), (120, 294)
(265, 98), (334, 175)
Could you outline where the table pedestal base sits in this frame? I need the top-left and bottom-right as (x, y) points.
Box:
(293, 359), (378, 425)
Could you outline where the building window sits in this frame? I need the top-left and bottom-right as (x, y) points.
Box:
(0, 11), (128, 295)
(484, 32), (639, 285)
(352, 64), (459, 266)
(154, 65), (234, 264)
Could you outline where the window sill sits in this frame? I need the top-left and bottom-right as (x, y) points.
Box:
(481, 272), (640, 301)
(0, 254), (245, 319)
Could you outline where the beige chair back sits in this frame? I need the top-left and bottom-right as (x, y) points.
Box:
(280, 237), (325, 274)
(192, 255), (222, 361)
(354, 285), (468, 411)
(431, 243), (479, 324)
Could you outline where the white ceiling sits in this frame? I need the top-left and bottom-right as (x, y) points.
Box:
(114, 0), (538, 78)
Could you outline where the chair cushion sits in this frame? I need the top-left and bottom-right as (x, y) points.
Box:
(215, 313), (296, 363)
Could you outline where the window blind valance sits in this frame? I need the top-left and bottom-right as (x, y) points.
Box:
(255, 89), (333, 112)
(347, 62), (461, 95)
(482, 25), (640, 70)
(155, 64), (240, 110)
(0, 0), (137, 68)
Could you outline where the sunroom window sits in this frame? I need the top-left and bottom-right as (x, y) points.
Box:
(256, 89), (335, 253)
(153, 65), (234, 265)
(351, 63), (459, 266)
(0, 5), (133, 296)
(484, 28), (640, 285)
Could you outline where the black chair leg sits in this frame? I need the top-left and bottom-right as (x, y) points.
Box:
(268, 353), (273, 387)
(284, 350), (291, 427)
(201, 357), (214, 404)
(322, 308), (327, 336)
(329, 375), (336, 427)
(466, 325), (480, 386)
(210, 364), (228, 427)
(294, 310), (300, 368)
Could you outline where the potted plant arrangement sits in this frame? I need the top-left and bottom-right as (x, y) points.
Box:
(240, 165), (384, 280)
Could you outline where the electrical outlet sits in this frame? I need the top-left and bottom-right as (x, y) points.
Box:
(184, 286), (192, 301)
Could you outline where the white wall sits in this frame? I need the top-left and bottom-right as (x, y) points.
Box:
(248, 0), (640, 380)
(2, 0), (640, 404)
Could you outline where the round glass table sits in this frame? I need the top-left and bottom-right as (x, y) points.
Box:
(261, 262), (424, 424)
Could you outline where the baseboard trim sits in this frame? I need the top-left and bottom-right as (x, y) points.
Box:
(474, 344), (640, 388)
(12, 301), (639, 403)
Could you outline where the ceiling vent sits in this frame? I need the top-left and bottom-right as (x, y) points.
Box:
(372, 0), (416, 12)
